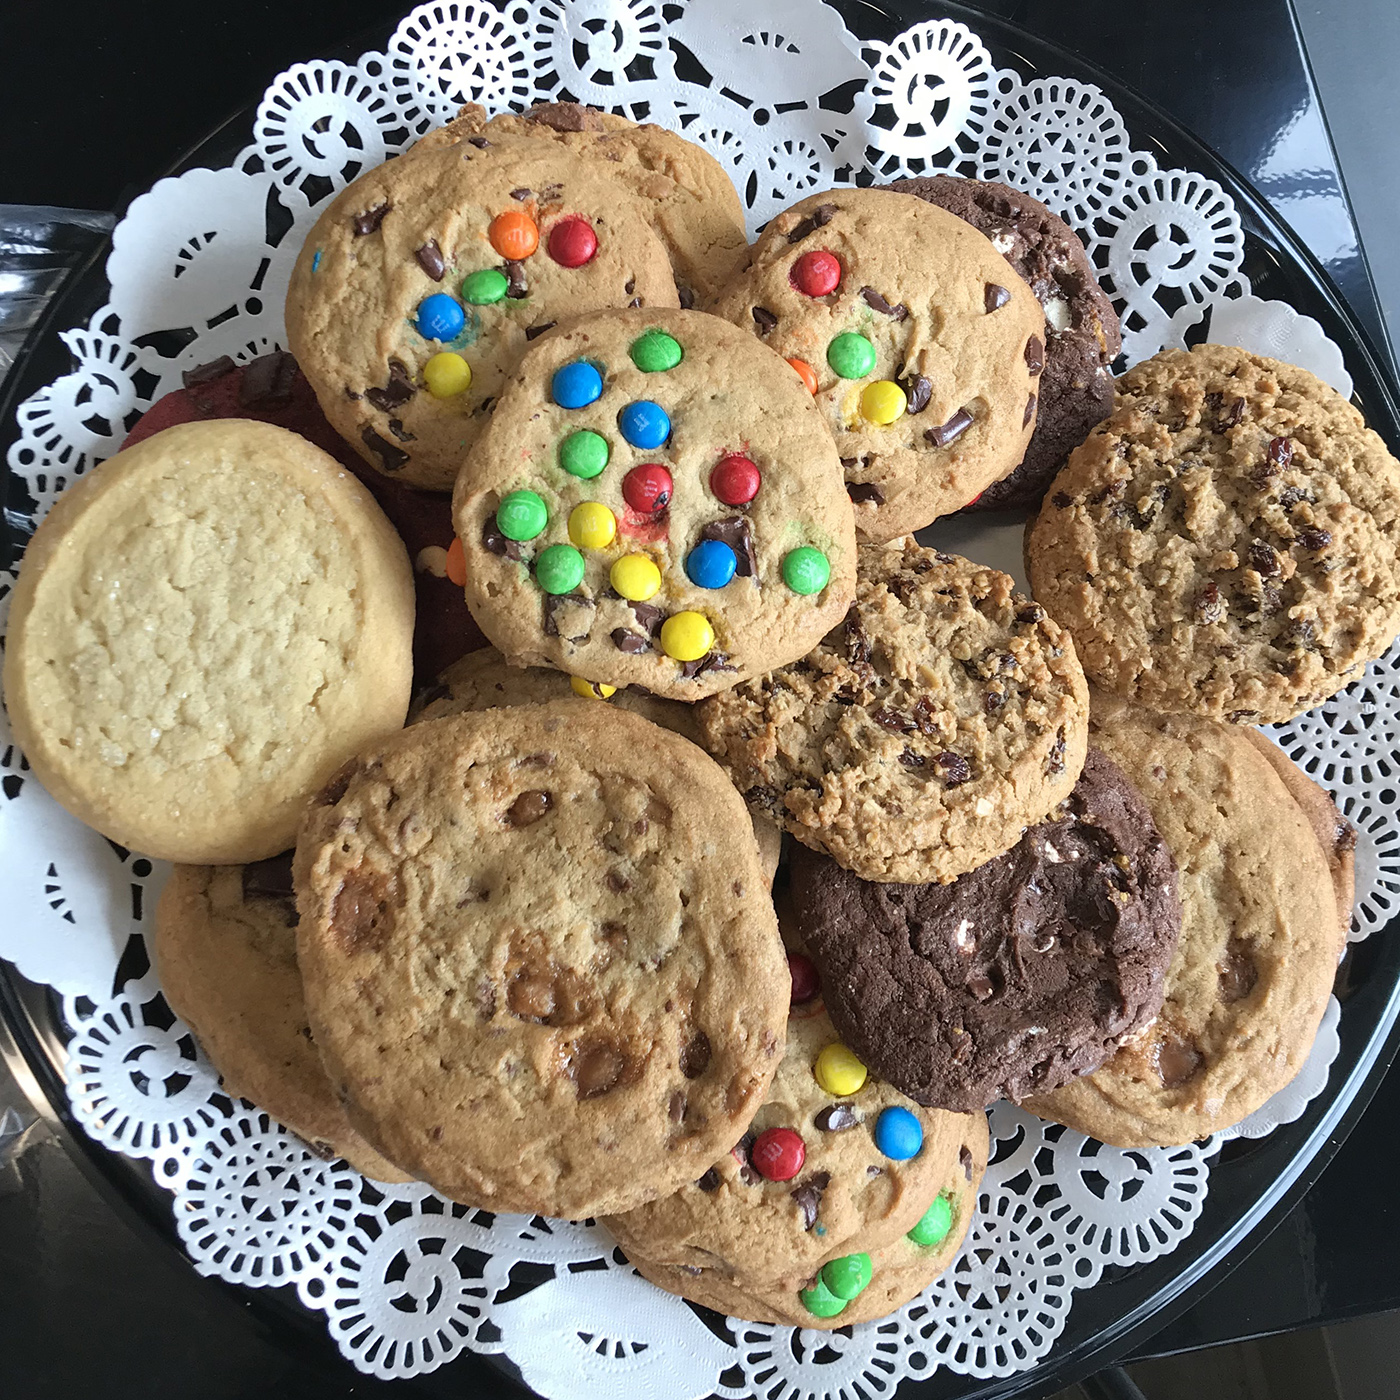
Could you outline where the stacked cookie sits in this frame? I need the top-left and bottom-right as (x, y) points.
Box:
(4, 98), (1389, 1335)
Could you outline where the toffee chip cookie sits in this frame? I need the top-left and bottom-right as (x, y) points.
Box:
(881, 175), (1120, 510)
(286, 136), (680, 489)
(697, 540), (1089, 884)
(625, 1110), (987, 1327)
(710, 187), (1044, 540)
(155, 859), (410, 1182)
(3, 420), (415, 864)
(790, 749), (1182, 1112)
(1027, 345), (1400, 724)
(1024, 696), (1338, 1146)
(294, 702), (789, 1217)
(453, 309), (856, 699)
(415, 646), (782, 886)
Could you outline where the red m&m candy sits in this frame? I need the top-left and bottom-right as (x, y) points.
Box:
(622, 463), (672, 514)
(788, 951), (820, 1005)
(548, 217), (599, 268)
(791, 249), (841, 298)
(710, 454), (760, 505)
(751, 1127), (806, 1181)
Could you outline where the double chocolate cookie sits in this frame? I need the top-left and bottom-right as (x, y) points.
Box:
(791, 749), (1182, 1111)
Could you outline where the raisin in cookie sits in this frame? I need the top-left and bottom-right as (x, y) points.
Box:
(3, 420), (415, 864)
(1027, 345), (1400, 724)
(453, 309), (856, 699)
(430, 102), (748, 305)
(415, 646), (782, 885)
(1023, 695), (1337, 1146)
(155, 859), (410, 1182)
(710, 187), (1044, 540)
(881, 175), (1120, 510)
(286, 137), (679, 489)
(294, 702), (788, 1217)
(625, 1109), (987, 1327)
(697, 540), (1089, 884)
(791, 748), (1181, 1111)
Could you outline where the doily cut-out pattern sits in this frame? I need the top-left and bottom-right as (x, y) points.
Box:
(0, 1), (1385, 1393)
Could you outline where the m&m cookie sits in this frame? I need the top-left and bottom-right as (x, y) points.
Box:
(286, 137), (680, 489)
(711, 187), (1045, 541)
(452, 309), (857, 699)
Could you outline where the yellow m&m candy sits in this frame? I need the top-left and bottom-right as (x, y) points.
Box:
(570, 676), (617, 700)
(660, 611), (714, 662)
(814, 1042), (867, 1096)
(423, 351), (472, 398)
(610, 553), (661, 601)
(860, 379), (907, 425)
(568, 501), (616, 550)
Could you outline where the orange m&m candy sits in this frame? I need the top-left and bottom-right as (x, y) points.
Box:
(445, 536), (467, 586)
(489, 210), (539, 261)
(787, 358), (819, 394)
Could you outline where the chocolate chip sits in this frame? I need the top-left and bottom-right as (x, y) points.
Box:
(331, 866), (393, 954)
(786, 202), (836, 242)
(1296, 527), (1332, 551)
(239, 350), (297, 408)
(182, 355), (236, 389)
(525, 101), (603, 132)
(352, 202), (390, 235)
(573, 1042), (625, 1098)
(697, 1167), (722, 1191)
(505, 260), (528, 298)
(677, 285), (696, 310)
(510, 187), (532, 201)
(365, 358), (415, 412)
(668, 1090), (686, 1123)
(542, 592), (594, 638)
(1195, 582), (1226, 625)
(1023, 392), (1037, 428)
(1154, 1030), (1203, 1088)
(506, 791), (553, 827)
(790, 1172), (831, 1230)
(415, 239), (446, 280)
(1217, 942), (1258, 1003)
(315, 760), (359, 808)
(606, 870), (631, 893)
(1053, 491), (1072, 509)
(361, 427), (409, 472)
(861, 286), (909, 320)
(680, 651), (733, 680)
(732, 1132), (761, 1186)
(1024, 335), (1045, 374)
(959, 1145), (974, 1180)
(482, 514), (521, 560)
(1016, 603), (1045, 625)
(525, 321), (557, 341)
(466, 136), (491, 149)
(699, 517), (758, 576)
(387, 417), (415, 443)
(847, 482), (885, 505)
(611, 628), (649, 654)
(984, 283), (1011, 313)
(752, 307), (778, 336)
(934, 751), (972, 786)
(242, 850), (296, 908)
(1248, 541), (1281, 577)
(1338, 821), (1358, 854)
(814, 1104), (857, 1132)
(924, 408), (974, 449)
(630, 601), (665, 635)
(680, 1032), (712, 1079)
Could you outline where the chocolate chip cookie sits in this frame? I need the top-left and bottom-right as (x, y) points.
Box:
(286, 136), (680, 489)
(452, 308), (857, 699)
(3, 420), (415, 864)
(710, 187), (1045, 540)
(881, 175), (1120, 510)
(294, 702), (789, 1217)
(1027, 345), (1400, 724)
(155, 859), (410, 1181)
(1024, 695), (1338, 1146)
(697, 540), (1089, 884)
(415, 646), (782, 886)
(790, 748), (1181, 1111)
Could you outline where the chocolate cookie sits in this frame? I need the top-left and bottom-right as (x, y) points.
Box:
(155, 860), (410, 1182)
(294, 702), (789, 1217)
(697, 540), (1089, 884)
(452, 308), (857, 699)
(881, 176), (1120, 510)
(286, 133), (680, 489)
(1024, 696), (1338, 1146)
(791, 749), (1182, 1112)
(1027, 345), (1400, 724)
(710, 187), (1045, 540)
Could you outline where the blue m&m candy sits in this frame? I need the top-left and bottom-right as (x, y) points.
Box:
(685, 539), (737, 590)
(874, 1106), (923, 1161)
(415, 292), (465, 341)
(553, 361), (604, 409)
(619, 400), (671, 449)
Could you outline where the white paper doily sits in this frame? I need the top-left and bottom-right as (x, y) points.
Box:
(1, 2), (1388, 1394)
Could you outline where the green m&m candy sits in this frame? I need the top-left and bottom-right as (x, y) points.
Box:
(821, 1252), (873, 1301)
(496, 489), (548, 542)
(559, 429), (610, 479)
(629, 329), (683, 372)
(827, 331), (876, 379)
(783, 546), (831, 596)
(535, 543), (586, 595)
(798, 1276), (848, 1319)
(907, 1194), (954, 1247)
(462, 267), (510, 304)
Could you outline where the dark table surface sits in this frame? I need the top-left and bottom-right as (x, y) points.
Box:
(2, 0), (1399, 1394)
